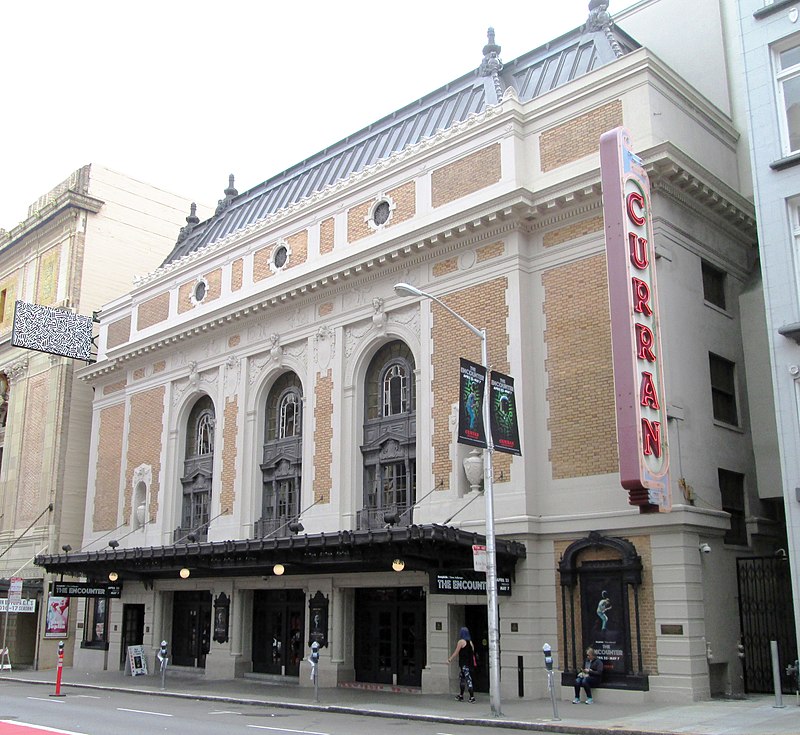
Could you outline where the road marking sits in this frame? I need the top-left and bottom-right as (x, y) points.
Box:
(209, 711), (242, 715)
(116, 708), (172, 717)
(25, 698), (63, 704)
(73, 696), (100, 699)
(247, 727), (328, 735)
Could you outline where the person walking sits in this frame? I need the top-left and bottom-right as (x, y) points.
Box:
(573, 647), (603, 704)
(447, 626), (476, 703)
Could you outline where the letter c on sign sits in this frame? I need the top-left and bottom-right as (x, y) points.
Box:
(626, 191), (646, 226)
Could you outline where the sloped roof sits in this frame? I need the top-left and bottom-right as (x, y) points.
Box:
(163, 18), (637, 266)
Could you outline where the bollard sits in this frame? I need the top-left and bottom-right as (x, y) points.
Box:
(50, 640), (65, 697)
(771, 640), (786, 708)
(542, 644), (560, 721)
(157, 640), (168, 691)
(309, 641), (320, 703)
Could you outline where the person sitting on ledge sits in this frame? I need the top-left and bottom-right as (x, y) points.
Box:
(573, 647), (603, 704)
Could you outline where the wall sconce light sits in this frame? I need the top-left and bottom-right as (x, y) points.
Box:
(273, 563), (285, 576)
(392, 559), (405, 572)
(108, 571), (119, 582)
(288, 521), (304, 534)
(698, 543), (711, 555)
(108, 540), (119, 549)
(61, 544), (72, 553)
(179, 567), (191, 579)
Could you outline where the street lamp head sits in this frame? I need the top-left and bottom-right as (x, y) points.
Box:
(394, 282), (423, 298)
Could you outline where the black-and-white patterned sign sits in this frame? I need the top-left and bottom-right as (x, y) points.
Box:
(12, 300), (94, 362)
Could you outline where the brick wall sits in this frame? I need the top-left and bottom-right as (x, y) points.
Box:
(314, 370), (333, 504)
(106, 315), (131, 349)
(253, 246), (274, 282)
(178, 268), (223, 314)
(219, 396), (238, 515)
(347, 181), (416, 243)
(103, 379), (127, 395)
(153, 360), (166, 374)
(432, 257), (458, 278)
(231, 258), (244, 292)
(287, 231), (309, 267)
(554, 535), (658, 675)
(93, 403), (125, 531)
(432, 144), (501, 208)
(125, 387), (165, 523)
(17, 371), (48, 524)
(540, 100), (623, 173)
(543, 215), (604, 248)
(320, 217), (335, 255)
(0, 274), (19, 335)
(137, 292), (170, 330)
(543, 253), (618, 478)
(477, 241), (505, 262)
(318, 302), (334, 317)
(431, 279), (511, 484)
(36, 246), (60, 306)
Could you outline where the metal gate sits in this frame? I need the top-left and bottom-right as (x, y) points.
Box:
(736, 556), (797, 693)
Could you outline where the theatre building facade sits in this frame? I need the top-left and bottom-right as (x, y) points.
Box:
(38, 4), (789, 702)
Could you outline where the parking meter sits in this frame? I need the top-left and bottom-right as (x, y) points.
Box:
(309, 641), (320, 702)
(543, 643), (553, 671)
(157, 640), (168, 690)
(542, 643), (559, 720)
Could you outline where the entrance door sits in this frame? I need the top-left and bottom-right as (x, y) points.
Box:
(252, 589), (304, 676)
(354, 587), (426, 687)
(172, 591), (212, 668)
(120, 604), (145, 669)
(464, 605), (489, 693)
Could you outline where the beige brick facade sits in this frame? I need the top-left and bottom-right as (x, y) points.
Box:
(103, 379), (127, 395)
(432, 257), (459, 278)
(106, 315), (131, 349)
(231, 258), (244, 292)
(287, 231), (309, 267)
(125, 387), (165, 523)
(153, 360), (166, 373)
(347, 181), (416, 243)
(543, 253), (618, 478)
(36, 246), (60, 306)
(253, 246), (274, 282)
(318, 302), (334, 317)
(219, 396), (238, 515)
(313, 370), (333, 504)
(137, 292), (170, 330)
(93, 403), (125, 532)
(476, 241), (505, 262)
(432, 144), (501, 208)
(540, 100), (623, 173)
(320, 217), (335, 255)
(178, 268), (223, 314)
(17, 371), (48, 525)
(228, 335), (241, 348)
(554, 535), (658, 675)
(0, 274), (19, 335)
(431, 279), (511, 484)
(543, 215), (604, 248)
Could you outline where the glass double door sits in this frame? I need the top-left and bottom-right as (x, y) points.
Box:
(354, 587), (426, 687)
(252, 589), (304, 676)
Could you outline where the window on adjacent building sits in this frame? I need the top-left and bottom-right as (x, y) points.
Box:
(709, 352), (739, 426)
(718, 468), (747, 545)
(774, 37), (800, 154)
(701, 260), (726, 310)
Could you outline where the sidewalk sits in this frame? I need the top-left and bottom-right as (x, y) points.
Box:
(1, 666), (798, 735)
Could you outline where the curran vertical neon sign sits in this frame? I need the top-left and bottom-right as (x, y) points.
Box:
(600, 127), (671, 512)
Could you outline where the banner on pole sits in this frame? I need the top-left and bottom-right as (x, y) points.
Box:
(489, 371), (521, 455)
(457, 358), (487, 448)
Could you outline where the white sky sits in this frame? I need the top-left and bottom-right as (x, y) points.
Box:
(0, 0), (642, 228)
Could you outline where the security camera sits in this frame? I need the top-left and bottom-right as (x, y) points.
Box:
(699, 543), (711, 554)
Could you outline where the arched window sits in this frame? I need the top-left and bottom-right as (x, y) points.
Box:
(176, 395), (215, 542)
(359, 341), (416, 530)
(257, 373), (303, 538)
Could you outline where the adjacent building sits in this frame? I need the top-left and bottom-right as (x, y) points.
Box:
(0, 165), (206, 668)
(36, 1), (789, 702)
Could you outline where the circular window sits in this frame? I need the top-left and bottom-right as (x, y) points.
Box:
(273, 244), (288, 269)
(373, 200), (391, 226)
(193, 280), (207, 302)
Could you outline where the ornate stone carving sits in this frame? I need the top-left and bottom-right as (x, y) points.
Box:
(315, 326), (335, 371)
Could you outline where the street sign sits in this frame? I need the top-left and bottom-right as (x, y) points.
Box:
(472, 545), (487, 573)
(8, 578), (22, 605)
(0, 599), (36, 613)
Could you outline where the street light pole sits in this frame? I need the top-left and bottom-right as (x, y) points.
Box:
(394, 282), (503, 717)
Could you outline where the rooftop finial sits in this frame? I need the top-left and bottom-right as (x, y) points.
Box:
(479, 27), (503, 78)
(585, 1), (623, 58)
(216, 174), (239, 216)
(176, 202), (199, 243)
